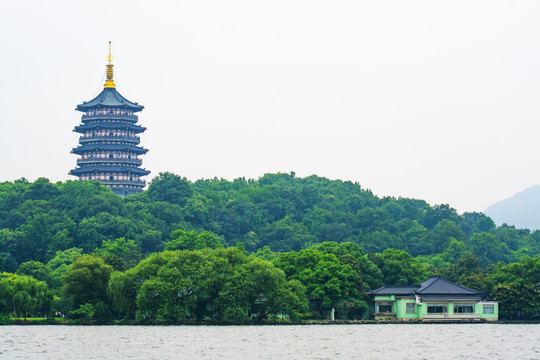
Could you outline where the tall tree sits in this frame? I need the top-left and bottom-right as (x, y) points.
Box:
(368, 248), (431, 285)
(62, 255), (113, 309)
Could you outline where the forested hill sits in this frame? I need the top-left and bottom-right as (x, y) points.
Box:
(1, 172), (538, 272)
(484, 185), (540, 230)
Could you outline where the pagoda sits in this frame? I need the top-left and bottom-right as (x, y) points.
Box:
(70, 43), (150, 196)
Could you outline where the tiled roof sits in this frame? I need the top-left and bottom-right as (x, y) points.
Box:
(77, 88), (144, 112)
(369, 285), (419, 296)
(416, 276), (480, 296)
(370, 276), (484, 300)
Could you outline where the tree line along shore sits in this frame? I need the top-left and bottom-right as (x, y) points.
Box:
(0, 173), (538, 324)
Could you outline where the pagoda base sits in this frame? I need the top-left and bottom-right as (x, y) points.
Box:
(111, 187), (144, 197)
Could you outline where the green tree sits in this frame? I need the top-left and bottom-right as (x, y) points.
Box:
(428, 219), (467, 255)
(165, 229), (224, 251)
(274, 249), (361, 318)
(0, 251), (18, 273)
(136, 229), (164, 253)
(440, 238), (469, 263)
(46, 248), (83, 289)
(467, 232), (512, 266)
(311, 241), (383, 293)
(95, 237), (141, 270)
(147, 172), (193, 205)
(438, 254), (490, 293)
(368, 248), (431, 285)
(16, 261), (53, 287)
(62, 255), (113, 310)
(489, 255), (540, 319)
(69, 303), (95, 321)
(135, 250), (226, 323)
(215, 257), (307, 323)
(253, 245), (276, 262)
(0, 272), (51, 318)
(492, 282), (539, 320)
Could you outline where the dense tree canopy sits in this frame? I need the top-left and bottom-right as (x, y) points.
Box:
(1, 174), (538, 267)
(0, 174), (538, 322)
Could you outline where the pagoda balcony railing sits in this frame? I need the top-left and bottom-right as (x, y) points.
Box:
(99, 179), (147, 187)
(79, 135), (140, 144)
(77, 158), (143, 166)
(81, 114), (138, 121)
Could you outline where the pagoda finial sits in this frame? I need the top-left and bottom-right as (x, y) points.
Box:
(104, 41), (116, 88)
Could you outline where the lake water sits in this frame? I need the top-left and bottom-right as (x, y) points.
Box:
(0, 324), (539, 359)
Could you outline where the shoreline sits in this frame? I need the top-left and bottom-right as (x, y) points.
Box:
(4, 318), (540, 326)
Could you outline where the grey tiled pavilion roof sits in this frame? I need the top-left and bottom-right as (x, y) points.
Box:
(368, 285), (419, 296)
(370, 276), (483, 300)
(416, 276), (480, 295)
(77, 88), (144, 112)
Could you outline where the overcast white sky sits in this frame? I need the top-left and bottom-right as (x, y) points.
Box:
(1, 1), (539, 213)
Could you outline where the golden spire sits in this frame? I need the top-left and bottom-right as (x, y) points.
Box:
(104, 41), (116, 88)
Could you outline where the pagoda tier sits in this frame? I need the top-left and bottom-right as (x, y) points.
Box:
(74, 123), (146, 134)
(72, 144), (149, 155)
(70, 43), (150, 196)
(71, 166), (150, 176)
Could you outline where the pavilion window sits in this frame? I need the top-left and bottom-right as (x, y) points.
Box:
(483, 304), (494, 314)
(375, 302), (393, 313)
(406, 303), (416, 313)
(427, 304), (448, 313)
(454, 304), (474, 314)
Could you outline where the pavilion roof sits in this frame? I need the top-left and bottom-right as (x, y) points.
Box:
(416, 276), (480, 296)
(369, 276), (483, 299)
(369, 285), (419, 296)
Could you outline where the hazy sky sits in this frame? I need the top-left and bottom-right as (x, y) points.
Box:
(1, 1), (539, 214)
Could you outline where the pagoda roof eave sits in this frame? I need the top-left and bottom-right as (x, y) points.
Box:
(77, 88), (144, 112)
(70, 166), (150, 176)
(74, 123), (146, 133)
(72, 144), (148, 155)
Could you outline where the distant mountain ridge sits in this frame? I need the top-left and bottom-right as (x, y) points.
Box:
(484, 185), (540, 230)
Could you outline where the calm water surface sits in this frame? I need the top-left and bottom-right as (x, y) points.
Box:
(0, 324), (539, 359)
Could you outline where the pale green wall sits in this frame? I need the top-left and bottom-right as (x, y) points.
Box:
(394, 298), (418, 319)
(478, 302), (498, 319)
(373, 297), (498, 321)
